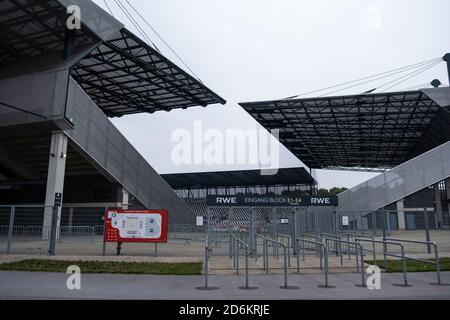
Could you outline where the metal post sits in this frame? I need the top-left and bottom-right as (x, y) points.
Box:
(318, 243), (335, 288)
(433, 244), (442, 286)
(250, 208), (255, 254)
(372, 212), (376, 236)
(6, 206), (15, 254)
(296, 239), (300, 273)
(392, 244), (410, 287)
(207, 207), (212, 248)
(355, 244), (367, 287)
(355, 243), (360, 273)
(154, 243), (158, 257)
(424, 208), (431, 254)
(293, 209), (299, 255)
(282, 245), (288, 288)
(236, 242), (240, 274)
(48, 206), (58, 255)
(264, 238), (268, 273)
(196, 240), (218, 290)
(205, 246), (209, 287)
(386, 211), (391, 236)
(401, 245), (408, 286)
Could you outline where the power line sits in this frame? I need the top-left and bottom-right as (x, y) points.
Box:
(122, 0), (203, 82)
(282, 57), (442, 99)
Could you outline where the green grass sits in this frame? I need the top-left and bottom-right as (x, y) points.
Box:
(0, 259), (203, 275)
(366, 258), (450, 273)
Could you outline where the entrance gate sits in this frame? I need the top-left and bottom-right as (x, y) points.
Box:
(205, 195), (339, 253)
(197, 195), (340, 290)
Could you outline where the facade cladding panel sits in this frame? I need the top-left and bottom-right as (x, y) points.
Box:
(0, 69), (69, 127)
(57, 0), (124, 41)
(338, 141), (450, 212)
(65, 78), (192, 224)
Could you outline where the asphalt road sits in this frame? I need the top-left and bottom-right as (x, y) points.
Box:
(1, 271), (450, 300)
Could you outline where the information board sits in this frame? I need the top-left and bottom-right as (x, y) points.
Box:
(104, 209), (168, 243)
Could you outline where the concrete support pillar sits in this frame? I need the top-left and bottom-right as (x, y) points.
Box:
(43, 132), (68, 237)
(121, 188), (129, 209)
(396, 199), (406, 230)
(434, 183), (443, 228)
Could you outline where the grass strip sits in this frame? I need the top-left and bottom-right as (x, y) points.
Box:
(0, 259), (203, 275)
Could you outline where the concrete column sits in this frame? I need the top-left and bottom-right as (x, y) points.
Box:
(396, 199), (406, 230)
(43, 132), (68, 237)
(121, 188), (129, 209)
(434, 183), (443, 228)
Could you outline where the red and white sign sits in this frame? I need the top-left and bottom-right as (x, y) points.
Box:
(104, 209), (168, 243)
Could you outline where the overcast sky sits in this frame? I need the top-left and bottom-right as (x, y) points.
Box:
(92, 0), (450, 189)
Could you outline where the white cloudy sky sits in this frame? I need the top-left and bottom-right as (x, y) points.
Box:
(92, 0), (450, 189)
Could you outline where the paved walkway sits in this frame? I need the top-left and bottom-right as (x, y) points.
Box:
(1, 271), (449, 300)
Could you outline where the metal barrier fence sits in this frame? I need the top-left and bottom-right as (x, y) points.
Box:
(384, 238), (448, 286)
(230, 234), (258, 290)
(296, 238), (334, 288)
(264, 238), (298, 289)
(196, 233), (217, 290)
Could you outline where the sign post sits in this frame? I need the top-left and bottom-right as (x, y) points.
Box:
(48, 192), (62, 256)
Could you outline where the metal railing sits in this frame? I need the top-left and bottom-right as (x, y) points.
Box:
(384, 237), (447, 286)
(230, 234), (257, 290)
(196, 233), (217, 290)
(276, 234), (291, 267)
(264, 238), (297, 289)
(355, 238), (410, 287)
(323, 237), (365, 287)
(296, 238), (334, 288)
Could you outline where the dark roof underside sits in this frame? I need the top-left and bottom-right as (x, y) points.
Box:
(162, 168), (315, 189)
(0, 0), (98, 63)
(71, 28), (226, 117)
(240, 90), (450, 170)
(0, 0), (226, 117)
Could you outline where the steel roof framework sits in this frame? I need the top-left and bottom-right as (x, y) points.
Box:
(71, 28), (225, 117)
(240, 91), (449, 170)
(162, 168), (315, 190)
(0, 0), (225, 117)
(0, 0), (98, 63)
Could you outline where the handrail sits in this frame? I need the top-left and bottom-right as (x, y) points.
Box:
(323, 237), (365, 287)
(384, 237), (444, 285)
(231, 234), (258, 290)
(355, 238), (410, 287)
(264, 238), (296, 289)
(277, 234), (291, 267)
(296, 238), (334, 288)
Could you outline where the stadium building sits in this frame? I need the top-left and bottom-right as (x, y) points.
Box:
(0, 0), (225, 229)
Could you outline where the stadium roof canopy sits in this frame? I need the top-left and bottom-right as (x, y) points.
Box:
(0, 0), (225, 117)
(240, 88), (450, 170)
(162, 167), (315, 189)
